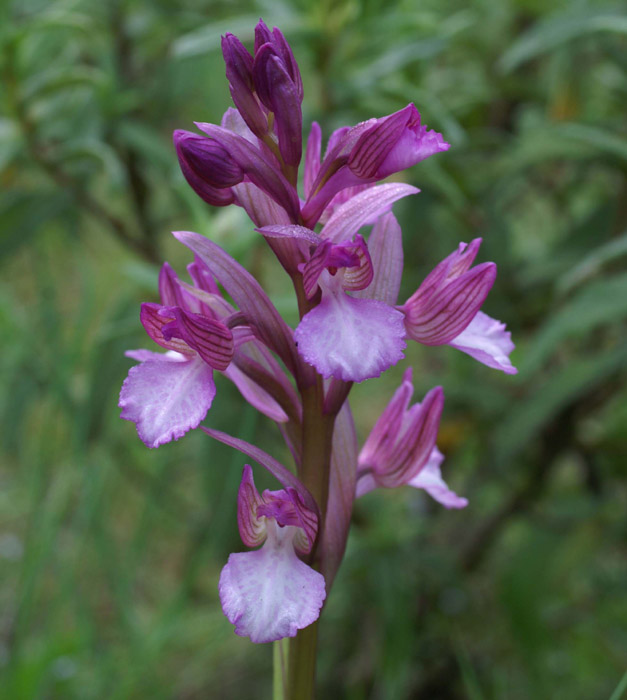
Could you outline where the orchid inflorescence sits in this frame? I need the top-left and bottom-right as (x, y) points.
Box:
(119, 19), (516, 651)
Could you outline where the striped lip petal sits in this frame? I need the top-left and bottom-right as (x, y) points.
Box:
(202, 428), (319, 520)
(237, 464), (268, 548)
(173, 231), (300, 377)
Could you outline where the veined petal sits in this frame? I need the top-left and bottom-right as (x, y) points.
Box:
(353, 212), (403, 305)
(223, 364), (289, 422)
(202, 428), (319, 520)
(358, 367), (414, 469)
(173, 231), (300, 376)
(219, 521), (325, 643)
(140, 303), (192, 355)
(321, 183), (419, 244)
(294, 282), (406, 382)
(164, 308), (234, 371)
(408, 448), (468, 509)
(237, 464), (267, 547)
(448, 311), (518, 374)
(304, 122), (321, 198)
(403, 263), (496, 345)
(119, 355), (216, 448)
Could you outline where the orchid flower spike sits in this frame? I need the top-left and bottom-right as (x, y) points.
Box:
(220, 465), (326, 643)
(356, 368), (468, 508)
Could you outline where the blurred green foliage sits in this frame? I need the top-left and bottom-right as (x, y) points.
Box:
(1, 0), (626, 697)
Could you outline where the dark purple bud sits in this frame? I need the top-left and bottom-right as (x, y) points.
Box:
(221, 33), (269, 138)
(195, 122), (301, 221)
(270, 26), (303, 100)
(253, 44), (302, 166)
(254, 18), (273, 53)
(174, 130), (243, 206)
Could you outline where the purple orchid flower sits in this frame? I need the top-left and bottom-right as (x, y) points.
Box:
(119, 259), (294, 447)
(294, 234), (406, 382)
(356, 368), (468, 508)
(220, 465), (325, 643)
(400, 238), (517, 374)
(300, 103), (450, 227)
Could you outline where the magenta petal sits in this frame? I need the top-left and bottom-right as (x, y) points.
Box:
(219, 522), (325, 643)
(320, 401), (358, 585)
(403, 263), (497, 345)
(321, 183), (419, 244)
(202, 428), (319, 522)
(173, 231), (300, 376)
(378, 126), (450, 178)
(223, 364), (289, 422)
(448, 311), (518, 374)
(119, 355), (216, 448)
(408, 448), (468, 509)
(304, 122), (321, 198)
(294, 287), (406, 382)
(353, 212), (403, 305)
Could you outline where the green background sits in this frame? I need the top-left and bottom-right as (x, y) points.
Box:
(1, 0), (626, 697)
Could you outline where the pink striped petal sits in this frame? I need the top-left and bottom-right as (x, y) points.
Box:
(294, 281), (406, 382)
(304, 122), (321, 198)
(448, 311), (518, 374)
(237, 464), (267, 548)
(353, 212), (403, 305)
(219, 521), (325, 643)
(140, 303), (192, 355)
(321, 183), (419, 243)
(173, 231), (300, 377)
(408, 448), (468, 509)
(223, 364), (289, 422)
(403, 263), (496, 345)
(164, 308), (234, 371)
(119, 355), (216, 448)
(202, 428), (319, 523)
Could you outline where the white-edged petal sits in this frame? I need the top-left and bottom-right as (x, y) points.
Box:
(119, 355), (215, 448)
(219, 523), (326, 643)
(448, 311), (517, 374)
(294, 286), (406, 382)
(408, 448), (468, 509)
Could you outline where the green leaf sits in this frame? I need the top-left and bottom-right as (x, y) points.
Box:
(500, 10), (627, 73)
(558, 231), (627, 295)
(494, 344), (627, 463)
(0, 191), (72, 259)
(523, 273), (627, 374)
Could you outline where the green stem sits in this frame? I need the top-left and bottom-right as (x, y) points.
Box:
(286, 619), (319, 700)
